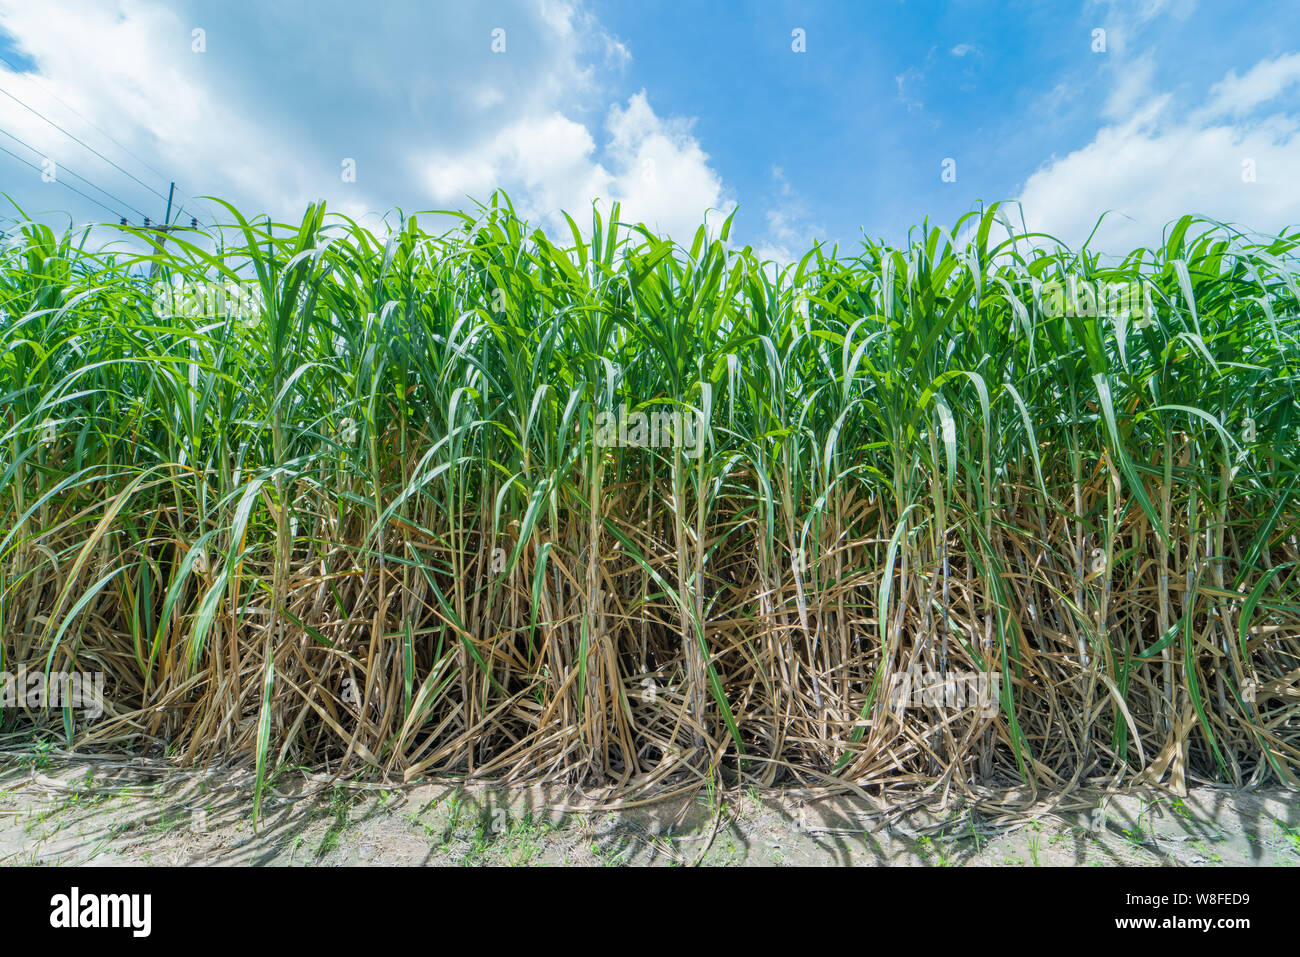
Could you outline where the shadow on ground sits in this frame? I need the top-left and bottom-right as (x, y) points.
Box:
(1, 756), (1296, 866)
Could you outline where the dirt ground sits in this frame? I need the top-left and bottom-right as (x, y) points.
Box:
(1, 755), (1297, 866)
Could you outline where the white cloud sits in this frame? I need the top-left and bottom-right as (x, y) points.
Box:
(601, 91), (732, 239)
(0, 0), (726, 245)
(1102, 51), (1157, 120)
(1198, 51), (1300, 119)
(754, 167), (823, 266)
(1086, 0), (1195, 57)
(1015, 51), (1300, 252)
(895, 70), (925, 113)
(422, 112), (607, 219)
(0, 0), (319, 222)
(417, 90), (731, 242)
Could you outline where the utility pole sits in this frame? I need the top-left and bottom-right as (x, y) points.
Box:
(147, 181), (175, 279)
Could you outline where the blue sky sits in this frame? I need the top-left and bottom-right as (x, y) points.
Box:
(1, 0), (1299, 256)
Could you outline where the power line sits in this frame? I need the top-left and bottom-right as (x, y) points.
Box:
(0, 52), (173, 192)
(0, 142), (128, 221)
(0, 82), (171, 204)
(0, 124), (150, 220)
(0, 57), (217, 229)
(0, 61), (224, 233)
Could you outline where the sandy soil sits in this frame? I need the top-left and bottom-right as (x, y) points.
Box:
(1, 756), (1297, 866)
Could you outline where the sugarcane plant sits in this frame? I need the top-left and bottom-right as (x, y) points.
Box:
(1, 195), (1298, 806)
